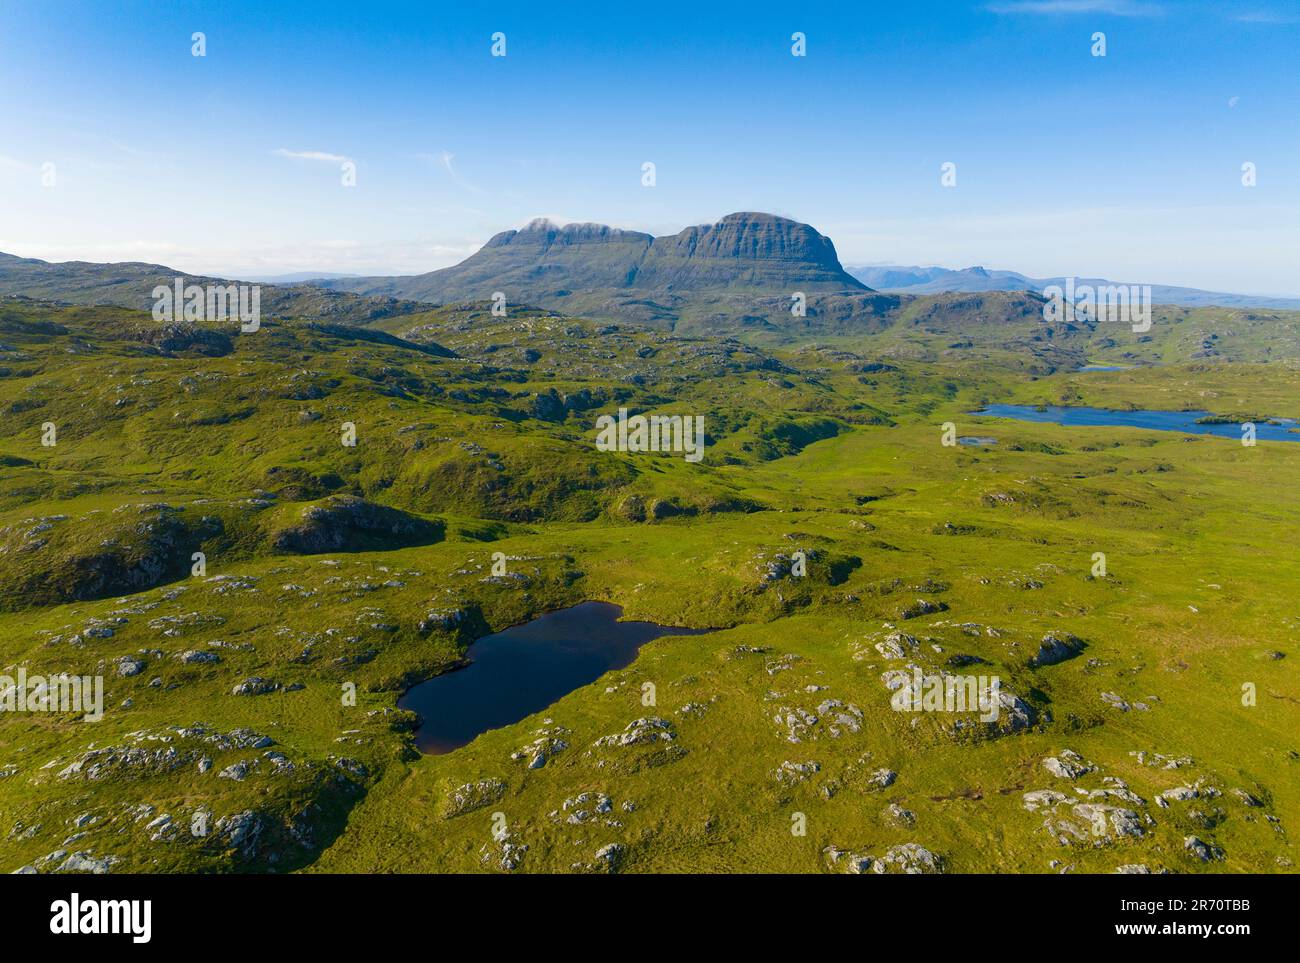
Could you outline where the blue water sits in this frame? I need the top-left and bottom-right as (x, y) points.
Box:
(975, 405), (1300, 442)
(1076, 365), (1130, 371)
(399, 601), (715, 754)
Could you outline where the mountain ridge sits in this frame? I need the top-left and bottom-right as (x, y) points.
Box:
(848, 263), (1300, 310)
(0, 253), (434, 325)
(315, 212), (869, 308)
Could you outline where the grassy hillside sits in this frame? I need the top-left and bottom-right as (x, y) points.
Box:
(0, 297), (1296, 874)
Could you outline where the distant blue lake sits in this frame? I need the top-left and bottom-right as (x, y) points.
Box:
(975, 405), (1300, 442)
(1076, 365), (1130, 371)
(399, 601), (715, 754)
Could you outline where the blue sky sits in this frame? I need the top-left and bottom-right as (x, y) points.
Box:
(1, 0), (1297, 293)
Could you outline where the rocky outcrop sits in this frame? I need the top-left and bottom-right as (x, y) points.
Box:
(0, 504), (221, 610)
(592, 717), (676, 748)
(231, 677), (281, 696)
(823, 842), (944, 875)
(1029, 632), (1086, 667)
(270, 496), (443, 554)
(443, 779), (507, 818)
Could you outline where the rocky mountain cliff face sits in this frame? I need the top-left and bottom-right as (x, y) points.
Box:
(318, 213), (869, 321)
(635, 213), (859, 290)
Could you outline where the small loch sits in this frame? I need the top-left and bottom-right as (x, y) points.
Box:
(399, 601), (715, 754)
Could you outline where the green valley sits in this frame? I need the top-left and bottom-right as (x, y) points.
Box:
(1, 290), (1295, 874)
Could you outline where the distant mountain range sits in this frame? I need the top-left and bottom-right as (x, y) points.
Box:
(846, 264), (1300, 310)
(4, 213), (1298, 341)
(241, 271), (363, 284)
(0, 252), (429, 325)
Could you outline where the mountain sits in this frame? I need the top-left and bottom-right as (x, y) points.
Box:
(323, 213), (868, 299)
(0, 252), (431, 325)
(241, 271), (364, 283)
(316, 213), (876, 331)
(849, 265), (1037, 293)
(847, 263), (1300, 310)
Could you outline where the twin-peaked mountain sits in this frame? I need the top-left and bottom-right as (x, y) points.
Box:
(0, 214), (885, 334)
(316, 212), (884, 330)
(325, 213), (867, 297)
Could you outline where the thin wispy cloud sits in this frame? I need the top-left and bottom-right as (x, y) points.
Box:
(987, 0), (1162, 15)
(1232, 9), (1300, 23)
(59, 131), (172, 169)
(420, 150), (484, 193)
(106, 138), (159, 159)
(272, 148), (351, 163)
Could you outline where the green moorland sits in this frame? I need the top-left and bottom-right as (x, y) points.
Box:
(0, 296), (1296, 874)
